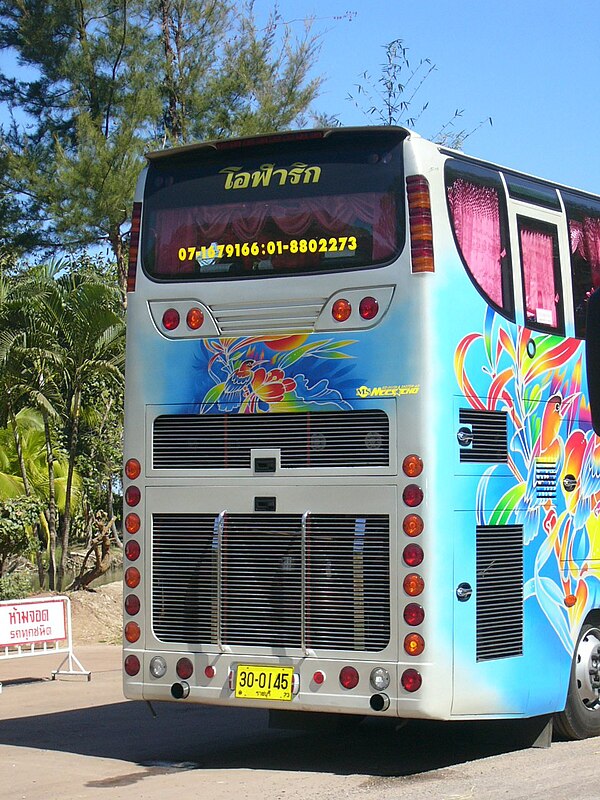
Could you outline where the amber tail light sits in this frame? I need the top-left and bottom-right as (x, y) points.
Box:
(406, 175), (434, 273)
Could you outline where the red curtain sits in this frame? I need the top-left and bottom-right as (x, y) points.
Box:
(151, 194), (396, 274)
(520, 227), (557, 327)
(447, 178), (504, 307)
(569, 217), (600, 288)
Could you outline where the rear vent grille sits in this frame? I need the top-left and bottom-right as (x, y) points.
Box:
(476, 524), (523, 661)
(211, 298), (325, 333)
(152, 512), (390, 652)
(153, 410), (389, 469)
(534, 460), (558, 500)
(458, 409), (508, 463)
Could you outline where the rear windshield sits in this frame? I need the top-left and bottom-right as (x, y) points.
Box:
(141, 130), (405, 280)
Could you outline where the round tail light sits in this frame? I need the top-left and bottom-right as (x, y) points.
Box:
(125, 540), (141, 561)
(125, 621), (141, 643)
(124, 654), (140, 676)
(401, 668), (422, 692)
(186, 307), (204, 329)
(177, 658), (194, 680)
(162, 308), (180, 330)
(402, 484), (423, 507)
(125, 567), (141, 588)
(125, 458), (141, 479)
(402, 454), (423, 477)
(339, 666), (359, 689)
(125, 594), (140, 616)
(332, 298), (352, 322)
(403, 543), (424, 567)
(359, 296), (379, 320)
(404, 603), (425, 626)
(404, 633), (425, 656)
(125, 485), (141, 507)
(403, 514), (424, 537)
(125, 513), (140, 534)
(403, 573), (425, 596)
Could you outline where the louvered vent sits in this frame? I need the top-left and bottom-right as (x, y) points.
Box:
(476, 524), (523, 661)
(211, 297), (326, 333)
(458, 409), (508, 463)
(534, 460), (558, 500)
(153, 410), (389, 469)
(152, 512), (390, 652)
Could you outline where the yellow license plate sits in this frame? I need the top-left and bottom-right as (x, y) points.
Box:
(235, 665), (294, 701)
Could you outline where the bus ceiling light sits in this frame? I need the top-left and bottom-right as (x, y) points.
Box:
(402, 454), (423, 478)
(339, 665), (359, 689)
(370, 667), (390, 691)
(127, 201), (142, 293)
(125, 458), (141, 480)
(359, 296), (379, 320)
(186, 307), (204, 330)
(162, 308), (180, 331)
(402, 484), (424, 507)
(332, 298), (352, 322)
(406, 175), (434, 273)
(150, 656), (168, 679)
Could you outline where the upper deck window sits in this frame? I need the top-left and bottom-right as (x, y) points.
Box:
(562, 191), (600, 338)
(445, 160), (513, 317)
(141, 131), (405, 280)
(504, 174), (561, 210)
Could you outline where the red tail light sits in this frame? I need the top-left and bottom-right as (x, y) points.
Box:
(177, 658), (194, 679)
(406, 175), (434, 273)
(125, 567), (141, 588)
(186, 307), (205, 330)
(339, 666), (359, 689)
(124, 654), (140, 676)
(403, 543), (424, 567)
(162, 308), (180, 331)
(125, 621), (141, 643)
(125, 540), (141, 561)
(359, 296), (379, 320)
(402, 484), (423, 507)
(401, 668), (422, 692)
(125, 458), (141, 480)
(404, 603), (425, 626)
(125, 513), (140, 534)
(125, 594), (140, 615)
(332, 298), (352, 322)
(403, 514), (424, 537)
(127, 202), (142, 292)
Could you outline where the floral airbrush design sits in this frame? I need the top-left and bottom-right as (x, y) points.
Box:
(455, 307), (600, 652)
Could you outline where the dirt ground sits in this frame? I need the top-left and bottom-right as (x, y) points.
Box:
(67, 580), (123, 645)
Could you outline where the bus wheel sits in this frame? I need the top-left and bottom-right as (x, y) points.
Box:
(554, 624), (600, 740)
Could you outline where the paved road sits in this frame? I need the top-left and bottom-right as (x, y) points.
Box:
(0, 646), (598, 800)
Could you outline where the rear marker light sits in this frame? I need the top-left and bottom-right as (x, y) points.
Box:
(125, 513), (140, 534)
(124, 654), (140, 676)
(403, 543), (424, 567)
(176, 658), (194, 680)
(403, 514), (424, 537)
(125, 567), (141, 588)
(125, 486), (141, 507)
(204, 665), (216, 679)
(359, 296), (379, 320)
(162, 308), (180, 331)
(404, 633), (425, 656)
(125, 594), (140, 616)
(402, 454), (423, 478)
(404, 603), (425, 626)
(186, 307), (204, 330)
(332, 298), (352, 322)
(125, 458), (141, 480)
(312, 670), (325, 685)
(403, 573), (425, 596)
(125, 621), (141, 643)
(125, 540), (141, 561)
(339, 666), (359, 689)
(401, 668), (422, 692)
(402, 484), (423, 507)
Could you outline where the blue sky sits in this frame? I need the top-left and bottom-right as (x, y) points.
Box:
(264, 0), (600, 194)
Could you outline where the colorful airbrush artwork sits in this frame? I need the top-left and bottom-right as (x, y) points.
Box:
(197, 333), (358, 413)
(455, 306), (600, 653)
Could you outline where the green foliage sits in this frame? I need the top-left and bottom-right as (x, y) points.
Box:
(0, 495), (42, 575)
(0, 570), (31, 600)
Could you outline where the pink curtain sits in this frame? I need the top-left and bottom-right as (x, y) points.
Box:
(447, 178), (504, 306)
(520, 227), (557, 327)
(569, 217), (600, 288)
(150, 194), (396, 274)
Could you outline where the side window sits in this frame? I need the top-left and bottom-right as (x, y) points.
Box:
(445, 160), (513, 318)
(518, 217), (563, 333)
(562, 192), (600, 338)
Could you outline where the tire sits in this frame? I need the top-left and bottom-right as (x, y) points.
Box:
(554, 623), (600, 740)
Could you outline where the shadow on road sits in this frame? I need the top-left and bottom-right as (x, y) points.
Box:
(0, 699), (551, 778)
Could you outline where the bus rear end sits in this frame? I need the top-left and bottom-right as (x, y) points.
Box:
(122, 127), (443, 720)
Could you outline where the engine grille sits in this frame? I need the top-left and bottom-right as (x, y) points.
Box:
(458, 409), (508, 463)
(152, 512), (390, 651)
(476, 524), (523, 661)
(153, 410), (389, 469)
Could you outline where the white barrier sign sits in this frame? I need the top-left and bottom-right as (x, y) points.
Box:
(0, 597), (67, 648)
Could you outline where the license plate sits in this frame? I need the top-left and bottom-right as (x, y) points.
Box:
(235, 665), (294, 701)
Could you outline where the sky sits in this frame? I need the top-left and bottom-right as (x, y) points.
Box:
(260, 0), (600, 195)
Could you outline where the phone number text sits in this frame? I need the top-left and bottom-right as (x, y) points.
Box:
(177, 236), (358, 262)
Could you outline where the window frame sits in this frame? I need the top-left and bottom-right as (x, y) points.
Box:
(517, 215), (565, 335)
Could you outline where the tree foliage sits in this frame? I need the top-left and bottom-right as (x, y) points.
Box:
(0, 1), (324, 296)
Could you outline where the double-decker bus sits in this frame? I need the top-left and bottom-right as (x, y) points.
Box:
(122, 126), (600, 740)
